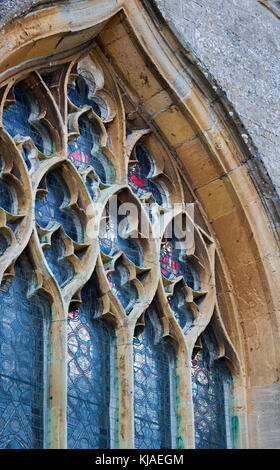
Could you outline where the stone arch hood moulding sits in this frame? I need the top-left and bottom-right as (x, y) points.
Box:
(0, 0), (280, 450)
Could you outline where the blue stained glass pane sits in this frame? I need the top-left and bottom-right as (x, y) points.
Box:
(85, 175), (99, 202)
(99, 219), (120, 258)
(99, 218), (143, 267)
(35, 171), (83, 243)
(128, 145), (166, 205)
(3, 86), (31, 138)
(21, 146), (31, 171)
(168, 287), (194, 331)
(67, 118), (114, 184)
(148, 180), (164, 206)
(67, 76), (102, 118)
(0, 260), (49, 449)
(192, 334), (232, 449)
(134, 314), (174, 449)
(160, 238), (198, 289)
(2, 84), (52, 155)
(117, 236), (143, 267)
(136, 145), (152, 177)
(108, 264), (138, 314)
(44, 235), (75, 287)
(0, 180), (13, 213)
(67, 284), (111, 449)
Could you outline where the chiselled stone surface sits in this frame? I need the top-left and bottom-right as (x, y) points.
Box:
(251, 382), (280, 448)
(0, 0), (67, 29)
(155, 0), (280, 195)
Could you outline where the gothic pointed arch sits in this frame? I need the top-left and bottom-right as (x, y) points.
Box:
(0, 0), (279, 449)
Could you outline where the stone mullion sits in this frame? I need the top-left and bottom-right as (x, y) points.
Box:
(46, 313), (68, 449)
(183, 346), (196, 448)
(170, 342), (194, 449)
(158, 300), (196, 448)
(116, 322), (135, 449)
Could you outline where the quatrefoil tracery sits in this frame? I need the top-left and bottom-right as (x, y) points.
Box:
(2, 72), (65, 156)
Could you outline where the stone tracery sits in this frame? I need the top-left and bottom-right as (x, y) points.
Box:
(0, 37), (236, 449)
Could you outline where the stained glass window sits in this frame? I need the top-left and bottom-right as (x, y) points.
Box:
(67, 118), (114, 184)
(67, 74), (108, 120)
(0, 259), (49, 449)
(133, 313), (175, 449)
(168, 286), (194, 332)
(160, 238), (199, 290)
(0, 52), (236, 451)
(99, 216), (143, 267)
(67, 282), (112, 449)
(35, 170), (83, 243)
(128, 144), (166, 205)
(108, 263), (138, 314)
(2, 84), (53, 155)
(192, 331), (232, 449)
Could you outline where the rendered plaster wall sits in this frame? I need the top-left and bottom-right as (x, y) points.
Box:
(155, 0), (280, 196)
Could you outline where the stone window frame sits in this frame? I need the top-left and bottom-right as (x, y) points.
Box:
(1, 23), (243, 448)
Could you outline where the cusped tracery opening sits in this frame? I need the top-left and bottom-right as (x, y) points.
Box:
(133, 311), (175, 449)
(68, 116), (115, 185)
(35, 169), (83, 243)
(0, 255), (50, 449)
(99, 211), (144, 267)
(3, 82), (53, 156)
(34, 161), (96, 293)
(67, 277), (115, 449)
(67, 74), (109, 122)
(160, 236), (200, 290)
(107, 261), (139, 315)
(192, 326), (233, 449)
(128, 144), (168, 207)
(98, 189), (158, 317)
(168, 282), (194, 333)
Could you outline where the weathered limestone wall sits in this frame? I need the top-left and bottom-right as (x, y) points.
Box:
(250, 382), (280, 449)
(154, 0), (280, 448)
(155, 0), (280, 197)
(0, 0), (64, 28)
